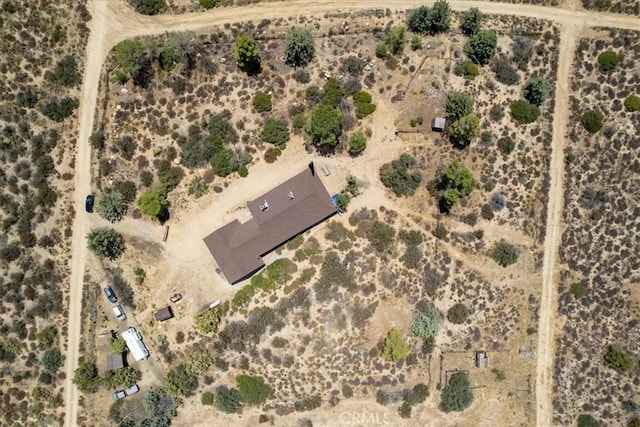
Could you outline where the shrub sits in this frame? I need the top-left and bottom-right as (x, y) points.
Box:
(489, 105), (504, 121)
(238, 166), (249, 177)
(603, 345), (636, 373)
(366, 221), (396, 254)
(624, 94), (640, 112)
(411, 306), (442, 339)
(86, 228), (125, 260)
(577, 414), (601, 427)
(580, 110), (603, 134)
(292, 114), (306, 129)
(42, 348), (63, 372)
(459, 7), (482, 36)
(510, 99), (540, 124)
(137, 189), (167, 220)
(348, 132), (367, 156)
(524, 77), (552, 106)
(321, 78), (345, 107)
(493, 58), (519, 85)
(253, 91), (272, 113)
(455, 61), (479, 79)
(164, 364), (198, 397)
(305, 104), (342, 152)
(379, 154), (422, 197)
(569, 281), (587, 298)
(215, 385), (242, 413)
(446, 91), (474, 122)
(264, 147), (281, 163)
(382, 328), (409, 362)
(194, 309), (221, 334)
(201, 392), (214, 405)
(385, 25), (407, 55)
(236, 375), (270, 405)
(293, 69), (310, 83)
(464, 30), (497, 66)
(411, 34), (423, 50)
(40, 97), (78, 122)
(375, 44), (388, 58)
(96, 190), (127, 223)
(597, 50), (619, 71)
(440, 372), (473, 412)
(512, 35), (534, 69)
(353, 91), (376, 119)
(490, 192), (506, 211)
(284, 28), (315, 67)
(341, 56), (365, 76)
(130, 0), (165, 15)
(447, 303), (470, 324)
(46, 55), (81, 87)
(73, 361), (100, 393)
(492, 240), (518, 267)
(261, 119), (290, 148)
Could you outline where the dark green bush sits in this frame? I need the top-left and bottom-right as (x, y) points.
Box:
(201, 391), (214, 405)
(447, 303), (470, 324)
(261, 119), (289, 148)
(510, 99), (540, 124)
(577, 414), (600, 427)
(498, 137), (515, 154)
(580, 110), (603, 134)
(440, 372), (473, 412)
(379, 154), (422, 197)
(493, 58), (519, 85)
(624, 94), (640, 112)
(253, 91), (272, 113)
(40, 97), (79, 122)
(492, 240), (518, 267)
(597, 50), (619, 71)
(455, 60), (479, 79)
(569, 282), (587, 298)
(603, 345), (636, 373)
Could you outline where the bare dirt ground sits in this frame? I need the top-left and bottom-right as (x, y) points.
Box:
(63, 1), (640, 427)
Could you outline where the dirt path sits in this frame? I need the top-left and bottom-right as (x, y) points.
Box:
(534, 23), (578, 427)
(62, 1), (640, 426)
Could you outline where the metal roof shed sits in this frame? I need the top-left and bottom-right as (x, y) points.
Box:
(431, 117), (446, 132)
(106, 353), (125, 371)
(121, 327), (149, 361)
(154, 306), (174, 322)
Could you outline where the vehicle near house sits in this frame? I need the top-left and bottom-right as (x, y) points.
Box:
(124, 384), (140, 396)
(103, 286), (117, 303)
(112, 305), (126, 321)
(85, 194), (94, 213)
(170, 293), (182, 303)
(112, 390), (126, 401)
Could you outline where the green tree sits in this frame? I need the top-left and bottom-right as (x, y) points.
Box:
(492, 240), (519, 267)
(411, 34), (423, 50)
(580, 110), (603, 134)
(187, 349), (213, 375)
(115, 39), (145, 75)
(261, 119), (290, 148)
(164, 364), (198, 397)
(379, 154), (422, 197)
(436, 160), (476, 211)
(455, 60), (479, 79)
(375, 44), (388, 58)
(109, 336), (127, 354)
(284, 28), (315, 67)
(493, 58), (520, 86)
(597, 50), (619, 71)
(440, 372), (474, 412)
(411, 307), (442, 339)
(445, 92), (474, 122)
(194, 308), (221, 334)
(47, 55), (81, 87)
(407, 6), (431, 35)
(73, 361), (100, 393)
(305, 104), (342, 152)
(385, 25), (407, 55)
(464, 29), (498, 66)
(448, 114), (480, 147)
(215, 385), (242, 413)
(353, 91), (376, 119)
(105, 367), (142, 388)
(86, 227), (126, 260)
(577, 414), (601, 427)
(201, 391), (214, 405)
(40, 97), (79, 122)
(604, 345), (637, 373)
(236, 375), (270, 405)
(460, 7), (483, 36)
(321, 78), (345, 107)
(234, 33), (260, 72)
(137, 189), (167, 220)
(96, 190), (127, 223)
(199, 0), (218, 9)
(348, 132), (367, 156)
(42, 348), (63, 372)
(210, 148), (237, 177)
(382, 328), (409, 362)
(253, 91), (272, 113)
(524, 77), (552, 106)
(130, 0), (165, 15)
(335, 192), (351, 213)
(510, 99), (541, 124)
(624, 94), (640, 112)
(159, 32), (195, 74)
(429, 0), (451, 34)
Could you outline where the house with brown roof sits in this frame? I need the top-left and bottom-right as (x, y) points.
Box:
(204, 165), (337, 284)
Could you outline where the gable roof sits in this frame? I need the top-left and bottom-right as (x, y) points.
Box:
(204, 166), (337, 284)
(154, 306), (174, 321)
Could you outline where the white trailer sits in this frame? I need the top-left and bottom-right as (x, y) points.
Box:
(121, 327), (149, 361)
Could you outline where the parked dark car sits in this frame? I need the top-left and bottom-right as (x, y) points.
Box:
(103, 286), (117, 303)
(85, 194), (94, 213)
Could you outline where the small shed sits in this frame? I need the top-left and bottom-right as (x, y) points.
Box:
(106, 353), (125, 371)
(475, 351), (489, 368)
(431, 117), (446, 132)
(154, 306), (174, 322)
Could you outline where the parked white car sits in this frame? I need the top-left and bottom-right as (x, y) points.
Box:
(112, 305), (126, 321)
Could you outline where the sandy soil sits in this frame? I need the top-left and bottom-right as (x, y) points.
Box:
(62, 1), (640, 427)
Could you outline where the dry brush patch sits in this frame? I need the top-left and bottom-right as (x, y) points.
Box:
(554, 28), (640, 426)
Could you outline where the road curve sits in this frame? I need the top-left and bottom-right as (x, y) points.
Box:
(63, 1), (640, 426)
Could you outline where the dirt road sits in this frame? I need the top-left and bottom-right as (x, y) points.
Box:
(63, 1), (640, 426)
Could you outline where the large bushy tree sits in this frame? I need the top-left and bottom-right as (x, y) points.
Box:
(379, 154), (422, 197)
(73, 361), (100, 393)
(449, 114), (480, 147)
(236, 375), (270, 405)
(524, 77), (552, 106)
(407, 1), (451, 35)
(96, 190), (127, 223)
(445, 91), (474, 122)
(385, 25), (407, 55)
(284, 28), (315, 67)
(86, 227), (126, 260)
(440, 372), (474, 412)
(464, 29), (498, 66)
(234, 33), (260, 72)
(382, 328), (409, 362)
(411, 306), (442, 340)
(436, 159), (476, 211)
(460, 7), (483, 36)
(137, 188), (168, 220)
(305, 104), (342, 151)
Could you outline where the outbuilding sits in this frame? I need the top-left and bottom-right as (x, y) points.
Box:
(106, 353), (125, 371)
(475, 351), (489, 368)
(154, 306), (174, 322)
(432, 117), (446, 132)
